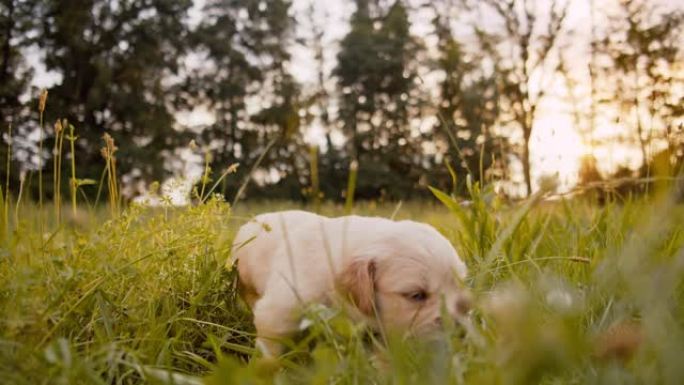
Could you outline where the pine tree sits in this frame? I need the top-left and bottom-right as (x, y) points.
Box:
(0, 0), (34, 129)
(39, 0), (193, 186)
(335, 0), (423, 199)
(0, 0), (38, 190)
(191, 0), (303, 199)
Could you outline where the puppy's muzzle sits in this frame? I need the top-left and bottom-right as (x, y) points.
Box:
(434, 292), (474, 330)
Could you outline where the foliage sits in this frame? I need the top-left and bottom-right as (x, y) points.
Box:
(0, 0), (683, 202)
(595, 0), (684, 173)
(189, 0), (306, 200)
(1, 180), (684, 383)
(38, 0), (193, 184)
(0, 0), (39, 189)
(1, 198), (250, 385)
(457, 0), (570, 196)
(335, 0), (426, 200)
(430, 4), (508, 196)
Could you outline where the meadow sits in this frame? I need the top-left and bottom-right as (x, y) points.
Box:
(2, 0), (683, 382)
(1, 169), (683, 384)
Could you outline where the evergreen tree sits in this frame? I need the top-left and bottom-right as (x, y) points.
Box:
(335, 0), (423, 199)
(0, 0), (37, 189)
(0, 0), (34, 129)
(39, 0), (193, 186)
(190, 0), (303, 199)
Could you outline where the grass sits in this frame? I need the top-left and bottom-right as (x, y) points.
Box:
(1, 186), (683, 384)
(1, 97), (684, 384)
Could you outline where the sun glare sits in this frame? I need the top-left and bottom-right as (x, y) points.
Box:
(531, 112), (588, 193)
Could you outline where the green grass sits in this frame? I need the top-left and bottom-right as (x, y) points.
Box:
(1, 182), (683, 384)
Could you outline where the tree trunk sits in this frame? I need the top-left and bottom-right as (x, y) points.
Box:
(522, 130), (532, 197)
(0, 0), (14, 85)
(633, 63), (648, 170)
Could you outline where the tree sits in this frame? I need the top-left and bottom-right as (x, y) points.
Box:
(460, 0), (569, 196)
(430, 2), (508, 195)
(39, 0), (193, 187)
(335, 0), (424, 199)
(0, 0), (34, 129)
(189, 0), (304, 200)
(188, 0), (267, 196)
(596, 0), (684, 178)
(298, 2), (346, 201)
(0, 0), (37, 189)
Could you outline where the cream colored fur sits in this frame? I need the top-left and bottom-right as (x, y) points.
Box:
(233, 210), (470, 356)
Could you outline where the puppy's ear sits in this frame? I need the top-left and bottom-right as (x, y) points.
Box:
(337, 259), (376, 316)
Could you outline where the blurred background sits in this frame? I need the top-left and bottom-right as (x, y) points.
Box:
(0, 0), (682, 203)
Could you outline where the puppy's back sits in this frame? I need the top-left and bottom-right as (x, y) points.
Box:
(234, 211), (323, 303)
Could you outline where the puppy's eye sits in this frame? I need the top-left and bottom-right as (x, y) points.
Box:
(404, 290), (428, 302)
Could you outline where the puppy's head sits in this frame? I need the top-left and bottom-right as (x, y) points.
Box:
(337, 220), (470, 335)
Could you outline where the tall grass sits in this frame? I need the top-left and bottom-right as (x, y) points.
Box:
(53, 119), (66, 225)
(38, 90), (47, 235)
(101, 133), (119, 217)
(1, 123), (11, 238)
(2, 192), (683, 384)
(1, 96), (683, 384)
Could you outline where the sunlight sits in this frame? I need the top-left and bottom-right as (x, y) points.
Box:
(531, 112), (588, 192)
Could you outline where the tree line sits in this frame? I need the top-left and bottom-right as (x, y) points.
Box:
(1, 0), (682, 202)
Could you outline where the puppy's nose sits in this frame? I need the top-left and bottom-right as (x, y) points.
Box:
(454, 292), (473, 315)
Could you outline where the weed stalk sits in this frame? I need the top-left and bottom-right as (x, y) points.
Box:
(3, 124), (12, 238)
(67, 124), (78, 217)
(101, 133), (119, 217)
(199, 149), (212, 202)
(14, 172), (25, 234)
(309, 145), (320, 212)
(53, 119), (65, 224)
(38, 90), (47, 231)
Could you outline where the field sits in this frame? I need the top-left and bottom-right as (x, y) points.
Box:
(1, 180), (683, 385)
(2, 0), (683, 382)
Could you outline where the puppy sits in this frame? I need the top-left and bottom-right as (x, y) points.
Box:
(233, 210), (470, 357)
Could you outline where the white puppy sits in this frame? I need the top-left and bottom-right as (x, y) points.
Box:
(233, 210), (470, 356)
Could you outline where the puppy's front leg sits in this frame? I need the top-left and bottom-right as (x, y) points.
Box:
(252, 291), (300, 357)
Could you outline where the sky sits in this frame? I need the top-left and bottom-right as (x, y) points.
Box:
(29, 0), (683, 196)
